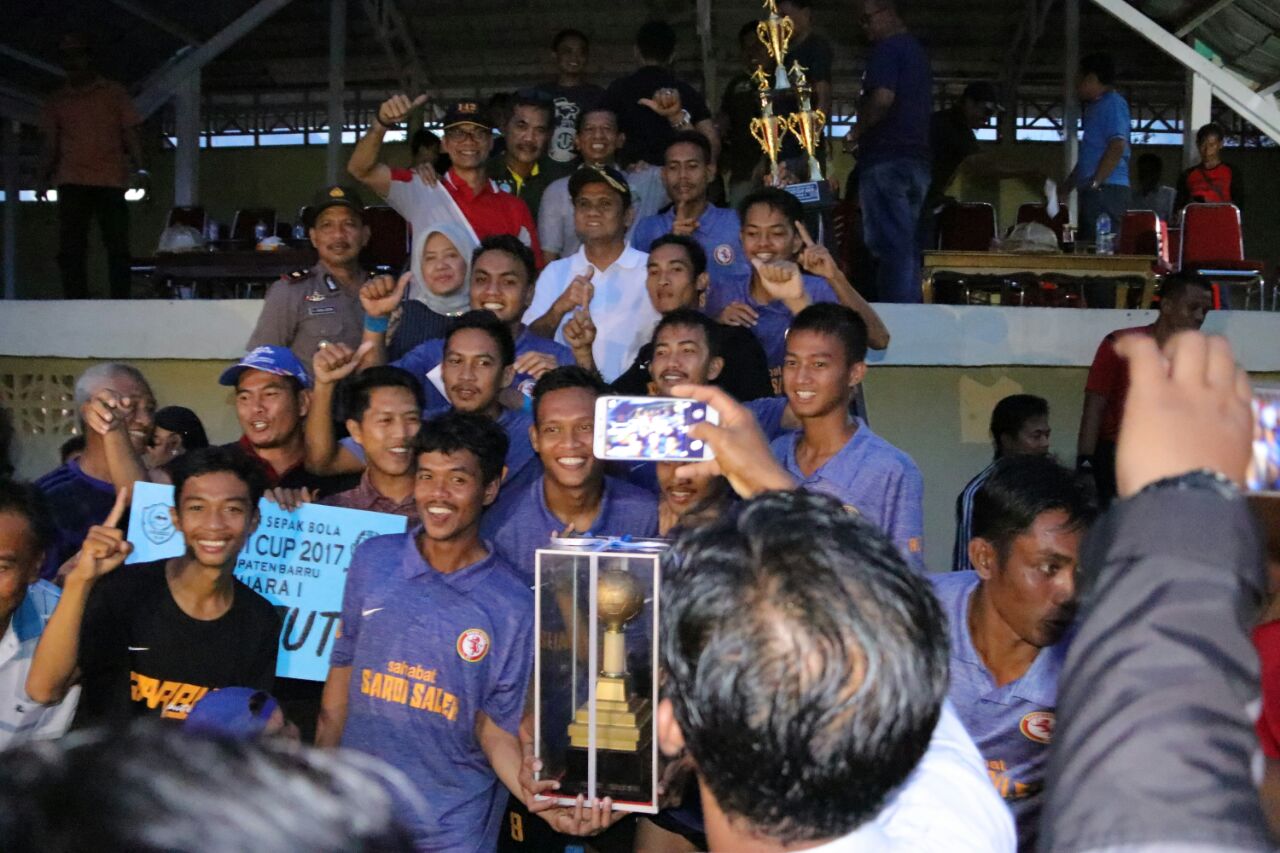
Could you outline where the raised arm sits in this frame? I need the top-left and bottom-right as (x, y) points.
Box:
(797, 221), (890, 350)
(348, 94), (428, 199)
(305, 342), (371, 477)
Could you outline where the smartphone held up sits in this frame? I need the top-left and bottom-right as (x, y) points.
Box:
(593, 396), (719, 463)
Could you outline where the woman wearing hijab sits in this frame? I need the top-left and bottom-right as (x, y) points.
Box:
(386, 221), (479, 361)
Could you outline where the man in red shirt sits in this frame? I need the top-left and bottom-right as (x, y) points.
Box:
(1076, 273), (1212, 504)
(38, 32), (147, 299)
(1176, 122), (1244, 212)
(347, 95), (543, 266)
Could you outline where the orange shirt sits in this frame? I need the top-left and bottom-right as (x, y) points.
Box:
(41, 78), (141, 188)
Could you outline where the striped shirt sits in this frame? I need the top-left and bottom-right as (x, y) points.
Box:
(953, 461), (998, 572)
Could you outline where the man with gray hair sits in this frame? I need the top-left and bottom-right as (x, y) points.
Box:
(34, 362), (155, 579)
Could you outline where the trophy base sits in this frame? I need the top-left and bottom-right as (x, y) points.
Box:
(783, 180), (835, 210)
(561, 737), (654, 803)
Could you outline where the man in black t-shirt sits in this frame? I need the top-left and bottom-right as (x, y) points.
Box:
(26, 446), (280, 727)
(525, 29), (605, 167)
(777, 0), (834, 171)
(603, 20), (719, 167)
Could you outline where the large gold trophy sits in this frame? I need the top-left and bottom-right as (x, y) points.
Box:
(567, 569), (652, 751)
(750, 0), (831, 204)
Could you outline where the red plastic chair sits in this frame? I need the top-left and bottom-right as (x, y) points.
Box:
(360, 206), (411, 273)
(936, 202), (997, 251)
(1119, 210), (1171, 272)
(1179, 203), (1265, 308)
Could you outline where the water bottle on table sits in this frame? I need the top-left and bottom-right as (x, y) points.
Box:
(254, 220), (270, 243)
(1095, 213), (1114, 255)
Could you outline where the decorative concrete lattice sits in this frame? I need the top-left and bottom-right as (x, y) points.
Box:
(0, 373), (79, 436)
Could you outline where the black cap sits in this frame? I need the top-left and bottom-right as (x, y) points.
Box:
(568, 165), (632, 206)
(305, 184), (365, 227)
(962, 81), (1003, 110)
(442, 99), (492, 130)
(154, 406), (209, 450)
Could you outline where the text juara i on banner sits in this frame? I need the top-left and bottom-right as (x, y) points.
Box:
(124, 481), (407, 681)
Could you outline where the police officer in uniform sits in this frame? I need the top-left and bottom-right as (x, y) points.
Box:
(246, 185), (372, 367)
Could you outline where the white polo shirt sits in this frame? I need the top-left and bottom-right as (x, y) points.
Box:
(0, 580), (79, 748)
(523, 244), (658, 382)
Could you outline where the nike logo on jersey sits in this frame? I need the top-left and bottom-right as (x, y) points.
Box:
(362, 607), (384, 617)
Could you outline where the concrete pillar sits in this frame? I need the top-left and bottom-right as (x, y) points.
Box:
(174, 69), (201, 207)
(2, 119), (17, 299)
(326, 0), (347, 184)
(1184, 69), (1211, 167)
(1062, 0), (1080, 224)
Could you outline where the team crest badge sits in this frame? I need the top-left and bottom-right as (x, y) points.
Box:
(1019, 711), (1055, 744)
(141, 503), (176, 545)
(713, 243), (735, 266)
(457, 628), (491, 662)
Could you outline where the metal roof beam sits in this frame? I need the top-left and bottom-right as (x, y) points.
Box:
(1174, 0), (1238, 38)
(135, 0), (296, 118)
(0, 43), (65, 78)
(105, 0), (202, 45)
(1091, 0), (1280, 144)
(360, 0), (429, 94)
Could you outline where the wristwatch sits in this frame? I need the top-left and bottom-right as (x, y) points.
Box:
(1135, 469), (1239, 501)
(671, 109), (693, 130)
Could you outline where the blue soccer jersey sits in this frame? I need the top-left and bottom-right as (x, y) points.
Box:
(931, 570), (1071, 851)
(630, 205), (750, 291)
(771, 420), (925, 571)
(332, 532), (533, 852)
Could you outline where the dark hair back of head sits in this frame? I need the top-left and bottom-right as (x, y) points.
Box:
(664, 129), (712, 165)
(0, 721), (417, 852)
(1196, 122), (1225, 145)
(661, 490), (949, 843)
(652, 308), (722, 359)
(647, 233), (707, 278)
(412, 411), (509, 485)
(1079, 52), (1116, 85)
(409, 128), (440, 157)
(170, 446), (268, 508)
(971, 455), (1095, 559)
(531, 365), (607, 425)
(737, 186), (804, 230)
(1160, 271), (1212, 303)
(472, 234), (536, 288)
(445, 310), (516, 367)
(788, 302), (869, 365)
(342, 366), (425, 423)
(989, 394), (1049, 456)
(636, 20), (677, 62)
(509, 92), (553, 125)
(552, 28), (589, 51)
(0, 479), (56, 557)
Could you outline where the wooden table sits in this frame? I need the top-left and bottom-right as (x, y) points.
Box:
(133, 247), (318, 296)
(922, 250), (1157, 308)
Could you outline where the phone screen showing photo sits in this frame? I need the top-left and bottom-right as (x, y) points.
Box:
(1249, 385), (1280, 493)
(598, 398), (712, 462)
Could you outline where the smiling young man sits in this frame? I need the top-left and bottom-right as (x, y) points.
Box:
(26, 447), (279, 727)
(770, 303), (925, 570)
(246, 185), (371, 368)
(480, 366), (658, 583)
(611, 234), (771, 402)
(630, 131), (750, 290)
(525, 166), (659, 382)
(931, 455), (1094, 850)
(313, 364), (424, 520)
(316, 412), (532, 852)
(705, 187), (889, 385)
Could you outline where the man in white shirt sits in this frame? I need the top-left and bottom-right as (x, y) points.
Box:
(652, 412), (1014, 851)
(0, 480), (79, 747)
(524, 165), (658, 382)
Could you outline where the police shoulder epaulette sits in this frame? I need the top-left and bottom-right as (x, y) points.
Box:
(287, 267), (311, 281)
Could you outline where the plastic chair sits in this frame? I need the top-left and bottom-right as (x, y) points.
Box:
(936, 202), (997, 251)
(1179, 203), (1265, 309)
(360, 205), (411, 273)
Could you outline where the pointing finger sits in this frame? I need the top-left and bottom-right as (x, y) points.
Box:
(104, 486), (131, 528)
(795, 220), (816, 247)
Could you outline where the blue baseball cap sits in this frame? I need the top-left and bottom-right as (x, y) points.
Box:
(184, 687), (280, 740)
(218, 345), (312, 389)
